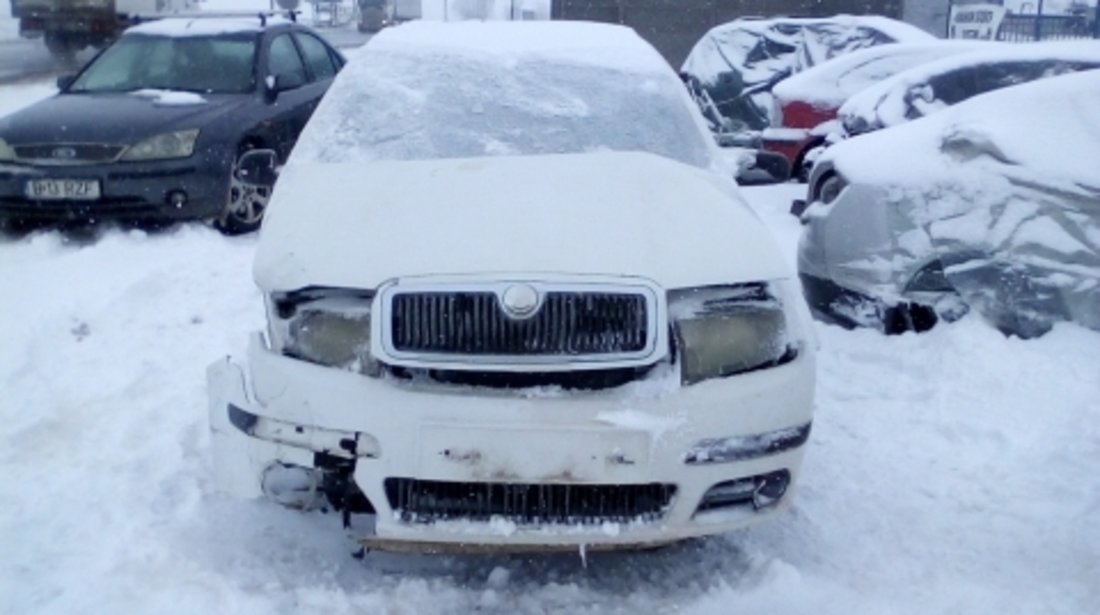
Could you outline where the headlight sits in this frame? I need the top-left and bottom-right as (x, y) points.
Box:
(670, 283), (794, 385)
(120, 129), (200, 161)
(274, 291), (374, 371)
(0, 138), (15, 162)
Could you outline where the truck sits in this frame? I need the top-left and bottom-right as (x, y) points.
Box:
(10, 0), (197, 61)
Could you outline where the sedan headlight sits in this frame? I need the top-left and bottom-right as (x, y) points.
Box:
(273, 291), (374, 371)
(670, 283), (794, 385)
(120, 129), (200, 161)
(0, 138), (15, 162)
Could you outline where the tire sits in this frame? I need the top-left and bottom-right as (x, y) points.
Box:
(44, 32), (78, 66)
(215, 151), (272, 235)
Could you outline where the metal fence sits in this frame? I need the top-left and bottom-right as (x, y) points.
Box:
(998, 13), (1099, 41)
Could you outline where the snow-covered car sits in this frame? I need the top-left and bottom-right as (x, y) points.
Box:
(207, 21), (817, 552)
(680, 15), (933, 138)
(0, 15), (344, 234)
(797, 69), (1100, 338)
(838, 40), (1100, 137)
(762, 40), (990, 179)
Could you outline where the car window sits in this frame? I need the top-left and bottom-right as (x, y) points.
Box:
(268, 34), (308, 82)
(69, 35), (257, 94)
(294, 33), (337, 80)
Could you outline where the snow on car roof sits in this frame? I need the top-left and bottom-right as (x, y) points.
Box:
(681, 14), (935, 85)
(356, 20), (670, 74)
(824, 69), (1100, 188)
(840, 40), (1100, 132)
(126, 15), (290, 37)
(290, 20), (716, 168)
(771, 41), (991, 108)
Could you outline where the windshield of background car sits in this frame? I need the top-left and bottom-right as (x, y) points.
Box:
(290, 49), (713, 168)
(68, 34), (258, 94)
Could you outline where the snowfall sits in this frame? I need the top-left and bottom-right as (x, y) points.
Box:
(0, 79), (1098, 615)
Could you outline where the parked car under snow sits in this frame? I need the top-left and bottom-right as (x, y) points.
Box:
(838, 40), (1100, 137)
(762, 40), (990, 179)
(680, 15), (933, 139)
(797, 70), (1100, 339)
(207, 21), (817, 552)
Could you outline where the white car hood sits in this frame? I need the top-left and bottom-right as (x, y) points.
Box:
(254, 151), (789, 292)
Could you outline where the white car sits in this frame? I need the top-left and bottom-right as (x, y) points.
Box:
(798, 69), (1100, 338)
(208, 21), (816, 552)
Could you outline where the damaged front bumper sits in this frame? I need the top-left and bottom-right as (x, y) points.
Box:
(208, 333), (815, 551)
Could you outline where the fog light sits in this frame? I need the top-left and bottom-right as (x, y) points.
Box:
(696, 470), (791, 514)
(166, 190), (188, 208)
(261, 462), (322, 510)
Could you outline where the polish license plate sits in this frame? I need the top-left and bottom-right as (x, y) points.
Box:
(24, 179), (101, 201)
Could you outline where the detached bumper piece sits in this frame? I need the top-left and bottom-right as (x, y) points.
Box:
(385, 478), (677, 526)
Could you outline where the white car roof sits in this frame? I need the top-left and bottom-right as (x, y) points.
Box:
(126, 15), (292, 37)
(840, 40), (1100, 131)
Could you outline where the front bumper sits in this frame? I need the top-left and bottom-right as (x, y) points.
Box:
(0, 157), (228, 224)
(208, 333), (816, 550)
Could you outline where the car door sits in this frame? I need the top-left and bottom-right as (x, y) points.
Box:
(261, 31), (326, 159)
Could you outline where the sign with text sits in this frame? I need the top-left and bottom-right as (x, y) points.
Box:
(948, 4), (1008, 40)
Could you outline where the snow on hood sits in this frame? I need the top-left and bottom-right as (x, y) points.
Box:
(821, 70), (1100, 335)
(254, 152), (788, 292)
(130, 89), (207, 106)
(771, 41), (990, 109)
(839, 40), (1100, 134)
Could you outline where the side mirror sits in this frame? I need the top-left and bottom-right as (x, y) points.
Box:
(268, 72), (305, 95)
(235, 149), (279, 187)
(57, 74), (76, 90)
(736, 150), (791, 186)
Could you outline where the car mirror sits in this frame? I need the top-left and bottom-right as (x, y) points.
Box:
(736, 150), (791, 186)
(235, 149), (279, 187)
(56, 74), (76, 90)
(269, 72), (306, 94)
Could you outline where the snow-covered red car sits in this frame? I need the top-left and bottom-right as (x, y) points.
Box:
(680, 15), (933, 138)
(761, 41), (988, 179)
(207, 21), (816, 552)
(797, 70), (1100, 338)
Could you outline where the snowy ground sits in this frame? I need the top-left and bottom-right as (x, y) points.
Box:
(0, 80), (1098, 614)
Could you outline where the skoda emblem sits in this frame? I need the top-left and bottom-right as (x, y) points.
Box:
(52, 147), (77, 160)
(500, 284), (540, 319)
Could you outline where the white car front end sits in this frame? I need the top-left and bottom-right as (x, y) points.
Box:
(208, 152), (816, 551)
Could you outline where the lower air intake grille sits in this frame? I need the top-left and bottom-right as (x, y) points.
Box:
(384, 478), (676, 525)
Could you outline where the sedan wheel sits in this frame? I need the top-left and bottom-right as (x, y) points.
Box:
(216, 156), (271, 235)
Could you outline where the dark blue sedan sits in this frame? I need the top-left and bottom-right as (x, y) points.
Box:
(0, 15), (344, 234)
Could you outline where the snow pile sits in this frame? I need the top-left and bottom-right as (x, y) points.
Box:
(771, 41), (990, 109)
(131, 89), (207, 105)
(839, 40), (1100, 134)
(1, 79), (1098, 614)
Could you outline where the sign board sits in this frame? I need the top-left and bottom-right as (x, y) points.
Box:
(948, 3), (1008, 40)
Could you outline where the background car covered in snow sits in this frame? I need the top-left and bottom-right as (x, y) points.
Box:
(797, 69), (1100, 338)
(838, 40), (1100, 137)
(762, 40), (990, 179)
(680, 15), (933, 140)
(208, 20), (817, 552)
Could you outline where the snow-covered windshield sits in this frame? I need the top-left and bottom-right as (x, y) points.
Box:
(68, 34), (257, 94)
(292, 47), (711, 167)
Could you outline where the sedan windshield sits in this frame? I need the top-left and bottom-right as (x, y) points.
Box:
(69, 34), (257, 94)
(292, 50), (713, 168)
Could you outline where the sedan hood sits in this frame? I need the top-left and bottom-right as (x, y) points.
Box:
(255, 151), (790, 292)
(0, 92), (247, 144)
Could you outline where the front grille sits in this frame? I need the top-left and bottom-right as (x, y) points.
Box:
(14, 143), (125, 164)
(391, 291), (648, 356)
(385, 478), (676, 525)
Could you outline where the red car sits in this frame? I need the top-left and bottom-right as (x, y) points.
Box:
(762, 41), (986, 179)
